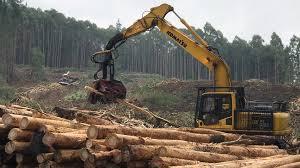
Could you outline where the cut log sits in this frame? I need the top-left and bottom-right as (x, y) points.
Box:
(0, 105), (33, 117)
(127, 161), (149, 168)
(105, 133), (197, 149)
(122, 145), (163, 162)
(86, 139), (106, 149)
(76, 112), (113, 125)
(39, 160), (84, 168)
(242, 155), (300, 168)
(5, 141), (31, 154)
(2, 114), (24, 127)
(19, 116), (82, 130)
(54, 150), (81, 163)
(87, 125), (225, 143)
(16, 153), (36, 164)
(36, 153), (54, 163)
(38, 124), (80, 133)
(186, 143), (286, 157)
(157, 146), (240, 163)
(42, 132), (87, 149)
(169, 154), (288, 168)
(150, 156), (202, 168)
(0, 124), (10, 135)
(8, 128), (33, 141)
(177, 127), (239, 141)
(88, 149), (122, 164)
(79, 148), (91, 161)
(277, 162), (300, 168)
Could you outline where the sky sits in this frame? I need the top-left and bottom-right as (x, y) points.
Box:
(24, 0), (300, 45)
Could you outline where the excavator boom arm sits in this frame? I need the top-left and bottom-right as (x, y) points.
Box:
(104, 3), (231, 87)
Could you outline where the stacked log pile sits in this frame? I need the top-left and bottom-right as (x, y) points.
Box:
(0, 104), (300, 168)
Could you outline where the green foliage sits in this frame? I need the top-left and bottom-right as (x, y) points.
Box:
(0, 84), (16, 104)
(30, 47), (45, 81)
(133, 84), (179, 107)
(64, 90), (87, 102)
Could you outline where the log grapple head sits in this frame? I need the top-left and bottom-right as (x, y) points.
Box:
(88, 50), (127, 104)
(88, 79), (126, 104)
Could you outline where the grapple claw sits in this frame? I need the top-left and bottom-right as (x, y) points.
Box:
(88, 79), (126, 104)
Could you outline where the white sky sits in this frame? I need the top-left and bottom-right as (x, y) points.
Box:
(24, 0), (300, 45)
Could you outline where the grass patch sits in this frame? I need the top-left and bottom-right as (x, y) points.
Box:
(0, 84), (16, 104)
(133, 84), (179, 107)
(64, 90), (87, 102)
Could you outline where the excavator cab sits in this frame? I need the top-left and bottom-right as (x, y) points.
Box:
(195, 87), (291, 136)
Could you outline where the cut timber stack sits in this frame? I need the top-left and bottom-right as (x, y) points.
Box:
(0, 104), (299, 168)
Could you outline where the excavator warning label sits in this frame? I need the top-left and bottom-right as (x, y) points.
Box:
(167, 31), (187, 48)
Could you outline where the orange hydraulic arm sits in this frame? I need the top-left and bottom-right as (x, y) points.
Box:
(93, 3), (231, 88)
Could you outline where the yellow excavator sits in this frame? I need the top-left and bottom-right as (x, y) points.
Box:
(89, 4), (291, 136)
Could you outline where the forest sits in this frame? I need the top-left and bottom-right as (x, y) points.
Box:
(1, 0), (300, 84)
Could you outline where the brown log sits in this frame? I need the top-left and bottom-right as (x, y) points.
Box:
(38, 124), (81, 133)
(5, 141), (31, 154)
(122, 145), (163, 162)
(88, 149), (122, 164)
(127, 161), (149, 168)
(237, 145), (279, 149)
(169, 154), (288, 168)
(87, 125), (225, 143)
(0, 105), (33, 117)
(76, 112), (113, 125)
(187, 143), (286, 157)
(150, 156), (202, 168)
(105, 133), (197, 149)
(157, 146), (240, 163)
(42, 132), (87, 149)
(2, 114), (24, 127)
(0, 123), (10, 135)
(8, 128), (33, 141)
(39, 160), (84, 168)
(277, 162), (300, 168)
(54, 150), (81, 163)
(16, 153), (36, 164)
(86, 139), (106, 149)
(36, 153), (54, 163)
(19, 116), (84, 130)
(177, 127), (239, 141)
(84, 160), (96, 168)
(79, 148), (91, 161)
(242, 155), (300, 168)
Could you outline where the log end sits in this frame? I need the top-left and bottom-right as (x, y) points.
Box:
(42, 132), (56, 147)
(105, 134), (123, 149)
(3, 113), (13, 127)
(19, 117), (29, 130)
(87, 125), (99, 139)
(79, 148), (91, 162)
(5, 141), (15, 154)
(8, 128), (18, 140)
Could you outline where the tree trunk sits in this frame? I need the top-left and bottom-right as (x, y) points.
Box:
(105, 133), (197, 149)
(157, 146), (240, 163)
(87, 125), (225, 143)
(54, 150), (81, 163)
(36, 153), (54, 163)
(8, 128), (34, 141)
(42, 132), (87, 149)
(150, 156), (201, 168)
(5, 141), (31, 154)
